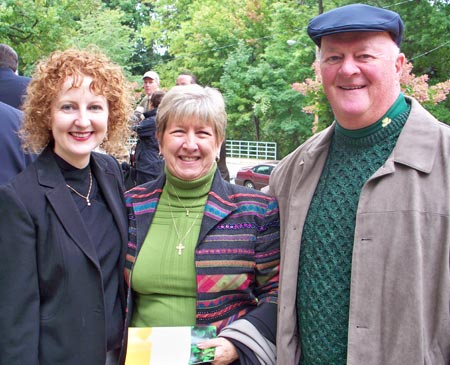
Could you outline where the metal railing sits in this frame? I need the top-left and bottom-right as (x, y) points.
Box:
(126, 137), (277, 161)
(226, 140), (277, 160)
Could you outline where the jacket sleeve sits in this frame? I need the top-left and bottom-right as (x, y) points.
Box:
(221, 196), (280, 362)
(0, 184), (40, 364)
(253, 196), (280, 304)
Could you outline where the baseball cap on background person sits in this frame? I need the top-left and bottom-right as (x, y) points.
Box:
(142, 71), (160, 83)
(307, 4), (404, 47)
(139, 71), (160, 113)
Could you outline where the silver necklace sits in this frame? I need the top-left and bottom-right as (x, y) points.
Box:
(66, 169), (92, 206)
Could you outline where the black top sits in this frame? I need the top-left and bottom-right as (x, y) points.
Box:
(54, 152), (123, 351)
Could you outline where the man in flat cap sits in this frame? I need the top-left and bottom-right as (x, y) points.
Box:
(268, 4), (450, 364)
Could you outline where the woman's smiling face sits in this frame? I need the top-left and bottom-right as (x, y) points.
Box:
(160, 117), (221, 181)
(50, 75), (109, 168)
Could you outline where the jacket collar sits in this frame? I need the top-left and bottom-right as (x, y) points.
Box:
(0, 67), (15, 78)
(389, 97), (438, 174)
(199, 169), (238, 243)
(301, 97), (437, 175)
(132, 169), (238, 250)
(35, 146), (125, 270)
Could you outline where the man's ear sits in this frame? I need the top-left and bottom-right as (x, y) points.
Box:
(395, 52), (406, 75)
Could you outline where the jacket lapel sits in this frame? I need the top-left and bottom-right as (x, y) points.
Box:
(132, 174), (165, 252)
(36, 147), (100, 269)
(91, 154), (128, 247)
(131, 170), (238, 250)
(198, 170), (238, 244)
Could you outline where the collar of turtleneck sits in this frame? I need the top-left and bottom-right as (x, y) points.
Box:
(335, 93), (410, 139)
(164, 162), (217, 201)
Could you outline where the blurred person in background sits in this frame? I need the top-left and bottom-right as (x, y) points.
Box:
(0, 43), (31, 109)
(133, 90), (166, 185)
(176, 72), (198, 86)
(0, 101), (35, 185)
(138, 70), (160, 113)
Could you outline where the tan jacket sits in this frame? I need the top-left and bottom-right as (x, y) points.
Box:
(269, 97), (450, 365)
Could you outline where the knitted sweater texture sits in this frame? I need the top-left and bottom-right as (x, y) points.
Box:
(297, 105), (410, 364)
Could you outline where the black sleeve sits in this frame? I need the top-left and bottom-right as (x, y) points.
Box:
(242, 301), (277, 343)
(222, 302), (277, 364)
(227, 339), (259, 365)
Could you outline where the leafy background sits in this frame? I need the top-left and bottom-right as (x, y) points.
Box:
(1, 0), (448, 158)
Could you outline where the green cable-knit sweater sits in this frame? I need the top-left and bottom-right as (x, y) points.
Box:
(297, 95), (411, 364)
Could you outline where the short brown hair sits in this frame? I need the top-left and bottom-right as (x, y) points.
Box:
(150, 90), (165, 109)
(20, 48), (133, 157)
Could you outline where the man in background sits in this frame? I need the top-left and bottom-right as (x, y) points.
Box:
(133, 90), (166, 185)
(270, 4), (450, 364)
(138, 70), (160, 113)
(176, 72), (198, 86)
(0, 101), (35, 184)
(0, 44), (31, 110)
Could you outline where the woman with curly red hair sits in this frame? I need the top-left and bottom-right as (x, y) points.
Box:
(0, 48), (133, 365)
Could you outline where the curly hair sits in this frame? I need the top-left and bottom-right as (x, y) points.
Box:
(20, 48), (133, 157)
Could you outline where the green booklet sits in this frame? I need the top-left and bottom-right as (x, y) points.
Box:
(126, 326), (216, 365)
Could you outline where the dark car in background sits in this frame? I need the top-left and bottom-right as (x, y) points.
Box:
(235, 161), (278, 190)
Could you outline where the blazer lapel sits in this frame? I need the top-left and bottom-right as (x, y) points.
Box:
(131, 174), (165, 252)
(36, 148), (100, 269)
(129, 171), (237, 250)
(198, 170), (238, 244)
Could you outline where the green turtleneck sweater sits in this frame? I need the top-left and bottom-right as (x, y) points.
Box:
(297, 95), (411, 364)
(131, 165), (216, 327)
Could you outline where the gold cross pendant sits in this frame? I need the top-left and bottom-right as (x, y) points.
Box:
(176, 242), (185, 255)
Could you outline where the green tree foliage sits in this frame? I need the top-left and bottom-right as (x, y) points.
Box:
(0, 0), (448, 158)
(141, 0), (273, 88)
(68, 9), (135, 73)
(0, 0), (100, 75)
(101, 0), (162, 76)
(220, 1), (319, 158)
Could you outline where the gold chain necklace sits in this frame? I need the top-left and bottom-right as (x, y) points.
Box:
(168, 181), (209, 217)
(167, 197), (200, 255)
(66, 169), (93, 206)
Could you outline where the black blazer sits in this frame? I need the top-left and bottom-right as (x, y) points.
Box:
(0, 146), (128, 365)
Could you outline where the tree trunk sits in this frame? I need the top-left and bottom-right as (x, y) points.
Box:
(253, 114), (260, 141)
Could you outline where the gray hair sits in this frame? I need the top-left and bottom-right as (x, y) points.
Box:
(156, 84), (227, 142)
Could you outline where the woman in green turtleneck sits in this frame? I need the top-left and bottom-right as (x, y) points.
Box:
(123, 84), (281, 365)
